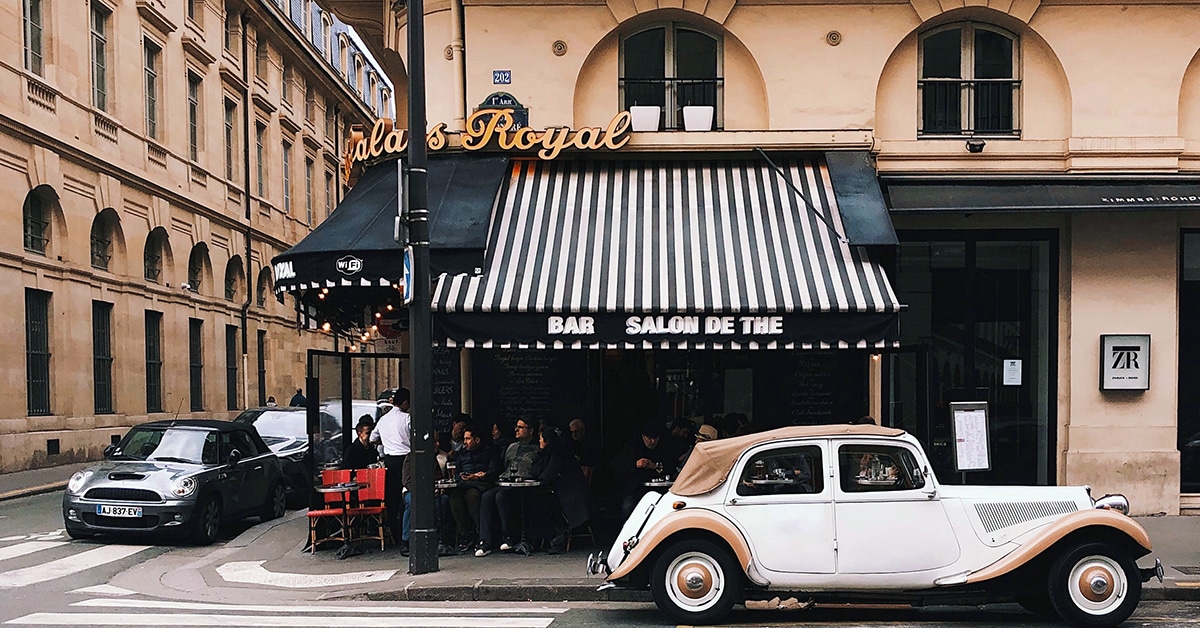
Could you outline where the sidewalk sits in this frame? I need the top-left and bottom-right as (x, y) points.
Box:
(6, 464), (1200, 603)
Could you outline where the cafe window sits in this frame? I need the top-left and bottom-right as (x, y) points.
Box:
(620, 23), (722, 130)
(737, 446), (823, 496)
(919, 22), (1019, 136)
(837, 443), (925, 493)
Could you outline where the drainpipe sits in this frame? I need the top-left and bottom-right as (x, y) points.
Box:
(450, 0), (466, 131)
(240, 11), (253, 409)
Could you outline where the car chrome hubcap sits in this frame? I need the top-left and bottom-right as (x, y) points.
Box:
(1068, 555), (1126, 614)
(666, 552), (722, 611)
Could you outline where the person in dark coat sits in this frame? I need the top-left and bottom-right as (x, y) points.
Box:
(528, 425), (596, 553)
(342, 417), (378, 469)
(446, 425), (501, 551)
(614, 420), (672, 519)
(289, 388), (307, 407)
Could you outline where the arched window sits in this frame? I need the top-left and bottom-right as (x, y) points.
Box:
(90, 212), (115, 270)
(23, 190), (49, 254)
(620, 23), (721, 130)
(354, 56), (364, 94)
(336, 35), (347, 75)
(367, 74), (377, 110)
(321, 15), (332, 60)
(224, 256), (245, 301)
(144, 227), (169, 283)
(919, 22), (1019, 136)
(187, 243), (210, 293)
(256, 267), (273, 308)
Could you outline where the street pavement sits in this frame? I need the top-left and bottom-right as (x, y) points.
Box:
(5, 461), (1200, 618)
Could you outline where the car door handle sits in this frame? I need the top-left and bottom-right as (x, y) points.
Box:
(253, 465), (262, 471)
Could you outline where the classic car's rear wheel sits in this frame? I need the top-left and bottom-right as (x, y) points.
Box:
(650, 538), (741, 625)
(1047, 542), (1141, 627)
(189, 497), (221, 545)
(261, 482), (286, 521)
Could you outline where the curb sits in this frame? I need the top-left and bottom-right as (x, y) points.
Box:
(353, 582), (652, 603)
(0, 481), (66, 502)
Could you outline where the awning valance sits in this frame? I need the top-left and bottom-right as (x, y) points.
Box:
(432, 155), (902, 350)
(884, 178), (1200, 214)
(271, 154), (510, 294)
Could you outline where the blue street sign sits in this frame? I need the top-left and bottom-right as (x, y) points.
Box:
(402, 246), (414, 305)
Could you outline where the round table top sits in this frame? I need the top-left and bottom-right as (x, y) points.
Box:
(434, 479), (458, 489)
(643, 480), (674, 488)
(315, 481), (369, 493)
(748, 478), (797, 486)
(496, 479), (543, 487)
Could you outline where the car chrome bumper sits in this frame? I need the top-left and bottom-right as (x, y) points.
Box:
(586, 551), (610, 577)
(1141, 558), (1165, 583)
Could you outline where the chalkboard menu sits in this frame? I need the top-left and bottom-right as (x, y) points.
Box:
(430, 347), (460, 434)
(755, 353), (866, 427)
(471, 349), (588, 428)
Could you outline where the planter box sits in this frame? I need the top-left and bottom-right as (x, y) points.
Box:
(629, 106), (661, 132)
(683, 105), (714, 131)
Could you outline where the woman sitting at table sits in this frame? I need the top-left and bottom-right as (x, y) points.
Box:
(528, 425), (595, 554)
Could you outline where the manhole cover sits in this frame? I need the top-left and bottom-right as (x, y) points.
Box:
(1173, 566), (1200, 575)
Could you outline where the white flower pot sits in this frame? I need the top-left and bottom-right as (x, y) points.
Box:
(683, 105), (714, 131)
(629, 106), (662, 132)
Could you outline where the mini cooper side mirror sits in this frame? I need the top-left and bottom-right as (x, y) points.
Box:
(228, 449), (243, 467)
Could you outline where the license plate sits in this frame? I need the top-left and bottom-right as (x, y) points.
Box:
(96, 504), (142, 518)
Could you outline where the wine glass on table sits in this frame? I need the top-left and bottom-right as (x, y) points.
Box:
(654, 461), (664, 480)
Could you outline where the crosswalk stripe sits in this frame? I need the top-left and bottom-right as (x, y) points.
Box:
(74, 599), (570, 614)
(4, 613), (556, 627)
(0, 545), (150, 589)
(0, 541), (67, 562)
(67, 585), (135, 596)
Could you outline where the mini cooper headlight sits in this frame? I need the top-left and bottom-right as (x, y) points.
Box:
(170, 476), (197, 498)
(67, 471), (92, 494)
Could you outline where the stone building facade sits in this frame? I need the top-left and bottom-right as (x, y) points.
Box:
(0, 0), (390, 472)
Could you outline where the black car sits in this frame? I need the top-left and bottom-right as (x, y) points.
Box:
(234, 407), (341, 503)
(62, 419), (287, 544)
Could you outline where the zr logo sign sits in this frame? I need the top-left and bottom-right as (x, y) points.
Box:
(1111, 345), (1141, 370)
(336, 255), (363, 275)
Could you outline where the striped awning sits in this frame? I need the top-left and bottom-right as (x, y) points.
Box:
(432, 156), (902, 350)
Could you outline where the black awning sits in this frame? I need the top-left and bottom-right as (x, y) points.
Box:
(271, 153), (510, 294)
(825, 151), (897, 245)
(432, 156), (902, 350)
(884, 178), (1200, 213)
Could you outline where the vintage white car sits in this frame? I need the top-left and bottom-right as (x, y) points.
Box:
(587, 425), (1162, 627)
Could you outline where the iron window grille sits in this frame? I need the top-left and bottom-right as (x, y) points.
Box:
(93, 301), (114, 414)
(23, 194), (48, 254)
(620, 24), (723, 131)
(918, 22), (1020, 137)
(25, 289), (51, 416)
(225, 274), (237, 301)
(90, 233), (111, 270)
(145, 311), (163, 412)
(189, 318), (204, 411)
(144, 251), (161, 282)
(226, 325), (238, 410)
(257, 330), (267, 406)
(188, 254), (204, 292)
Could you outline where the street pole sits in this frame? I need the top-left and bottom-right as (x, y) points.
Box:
(406, 0), (437, 575)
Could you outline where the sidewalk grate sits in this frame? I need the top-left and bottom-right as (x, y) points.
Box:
(1173, 566), (1200, 575)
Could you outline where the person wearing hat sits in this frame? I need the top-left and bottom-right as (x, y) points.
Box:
(614, 420), (673, 519)
(696, 424), (719, 443)
(343, 416), (379, 470)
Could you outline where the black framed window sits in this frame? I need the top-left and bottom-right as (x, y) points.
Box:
(919, 23), (1019, 136)
(620, 24), (722, 131)
(257, 329), (267, 406)
(145, 310), (163, 412)
(189, 318), (204, 411)
(226, 325), (238, 410)
(26, 289), (51, 416)
(93, 301), (114, 414)
(23, 192), (48, 255)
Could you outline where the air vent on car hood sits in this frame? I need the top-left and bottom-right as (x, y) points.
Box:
(975, 501), (1078, 534)
(108, 472), (145, 481)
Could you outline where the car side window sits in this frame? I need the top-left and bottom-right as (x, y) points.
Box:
(736, 446), (823, 496)
(230, 431), (259, 457)
(201, 432), (219, 465)
(837, 444), (924, 493)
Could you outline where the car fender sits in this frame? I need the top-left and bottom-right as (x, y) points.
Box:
(961, 509), (1152, 585)
(607, 508), (759, 584)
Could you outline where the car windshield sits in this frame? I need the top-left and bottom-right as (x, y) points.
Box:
(234, 409), (308, 439)
(113, 427), (217, 465)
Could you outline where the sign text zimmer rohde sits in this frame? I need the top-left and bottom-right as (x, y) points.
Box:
(343, 108), (632, 182)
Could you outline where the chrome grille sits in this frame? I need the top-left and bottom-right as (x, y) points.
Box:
(975, 501), (1077, 534)
(84, 487), (163, 502)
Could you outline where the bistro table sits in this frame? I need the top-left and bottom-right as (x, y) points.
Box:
(314, 480), (369, 559)
(495, 478), (543, 555)
(434, 478), (458, 490)
(642, 478), (674, 489)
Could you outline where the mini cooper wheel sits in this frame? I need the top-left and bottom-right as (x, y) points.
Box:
(1047, 542), (1141, 627)
(189, 497), (221, 545)
(261, 482), (286, 521)
(650, 538), (741, 625)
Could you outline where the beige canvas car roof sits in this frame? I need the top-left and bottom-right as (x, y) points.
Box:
(671, 424), (906, 497)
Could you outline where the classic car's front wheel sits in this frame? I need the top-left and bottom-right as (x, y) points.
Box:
(1047, 542), (1141, 627)
(650, 538), (741, 625)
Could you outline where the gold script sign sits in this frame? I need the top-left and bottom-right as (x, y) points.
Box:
(343, 108), (631, 182)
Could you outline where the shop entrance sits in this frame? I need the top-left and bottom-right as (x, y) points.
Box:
(886, 233), (1056, 486)
(1178, 232), (1200, 492)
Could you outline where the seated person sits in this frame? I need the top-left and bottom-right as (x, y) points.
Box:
(342, 418), (378, 470)
(526, 425), (596, 554)
(568, 418), (600, 485)
(401, 451), (455, 557)
(476, 418), (542, 556)
(446, 425), (500, 552)
(738, 448), (820, 496)
(614, 421), (672, 519)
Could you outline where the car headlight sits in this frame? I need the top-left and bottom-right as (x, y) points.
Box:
(67, 471), (92, 494)
(170, 476), (197, 498)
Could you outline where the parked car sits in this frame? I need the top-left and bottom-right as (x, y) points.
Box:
(62, 419), (286, 545)
(320, 398), (389, 430)
(233, 406), (340, 502)
(587, 424), (1162, 627)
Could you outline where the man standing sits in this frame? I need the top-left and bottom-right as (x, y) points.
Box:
(371, 388), (411, 550)
(289, 388), (307, 407)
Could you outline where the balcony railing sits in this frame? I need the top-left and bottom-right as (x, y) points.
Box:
(918, 78), (1020, 136)
(620, 77), (723, 130)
